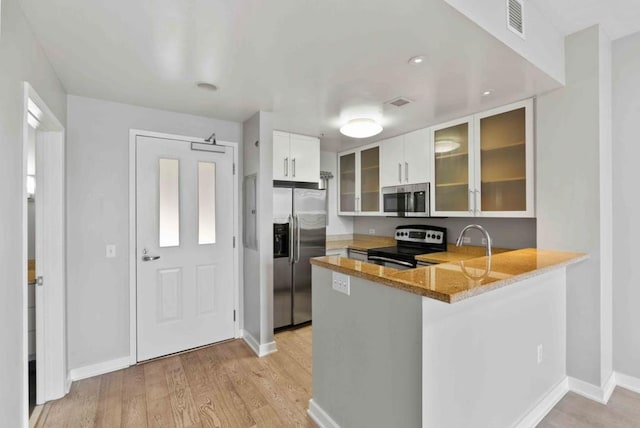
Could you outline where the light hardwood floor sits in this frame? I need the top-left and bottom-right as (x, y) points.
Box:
(35, 327), (316, 428)
(35, 324), (640, 428)
(538, 387), (640, 428)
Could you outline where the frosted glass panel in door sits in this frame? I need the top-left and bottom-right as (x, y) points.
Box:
(434, 123), (470, 212)
(159, 159), (180, 247)
(339, 153), (356, 212)
(479, 108), (526, 211)
(198, 162), (216, 244)
(360, 146), (379, 212)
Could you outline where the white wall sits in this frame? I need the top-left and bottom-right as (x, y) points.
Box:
(320, 151), (354, 237)
(0, 0), (67, 424)
(444, 0), (565, 83)
(354, 217), (536, 249)
(242, 112), (275, 348)
(65, 95), (241, 370)
(536, 26), (612, 387)
(612, 30), (640, 380)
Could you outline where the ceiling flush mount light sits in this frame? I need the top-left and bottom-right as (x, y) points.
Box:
(434, 140), (461, 154)
(340, 118), (383, 139)
(408, 55), (426, 65)
(196, 82), (218, 91)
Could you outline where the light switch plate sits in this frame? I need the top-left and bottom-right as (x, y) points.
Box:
(463, 237), (471, 244)
(106, 244), (116, 258)
(332, 272), (350, 295)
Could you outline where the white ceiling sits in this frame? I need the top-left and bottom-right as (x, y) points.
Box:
(20, 0), (562, 150)
(529, 0), (640, 40)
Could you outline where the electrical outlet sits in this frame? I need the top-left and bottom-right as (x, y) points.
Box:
(332, 272), (350, 295)
(106, 244), (116, 258)
(537, 344), (543, 364)
(481, 238), (487, 245)
(368, 228), (375, 235)
(463, 237), (471, 244)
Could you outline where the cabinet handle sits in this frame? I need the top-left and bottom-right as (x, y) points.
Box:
(292, 158), (296, 177)
(398, 163), (402, 183)
(284, 157), (288, 177)
(469, 189), (474, 214)
(405, 162), (408, 182)
(355, 196), (360, 212)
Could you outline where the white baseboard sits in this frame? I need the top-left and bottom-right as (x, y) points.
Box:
(308, 399), (340, 428)
(241, 329), (277, 357)
(69, 356), (130, 382)
(513, 377), (568, 428)
(615, 372), (640, 394)
(568, 372), (615, 404)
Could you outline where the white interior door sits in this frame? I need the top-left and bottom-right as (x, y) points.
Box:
(136, 136), (235, 361)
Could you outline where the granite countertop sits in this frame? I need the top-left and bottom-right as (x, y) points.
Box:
(311, 248), (588, 303)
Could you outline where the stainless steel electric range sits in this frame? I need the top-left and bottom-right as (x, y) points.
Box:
(367, 225), (447, 270)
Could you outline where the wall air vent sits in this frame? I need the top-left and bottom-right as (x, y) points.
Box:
(387, 97), (412, 108)
(507, 0), (525, 39)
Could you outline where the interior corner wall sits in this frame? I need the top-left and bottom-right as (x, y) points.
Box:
(0, 0), (67, 424)
(536, 26), (611, 386)
(65, 96), (242, 371)
(258, 112), (274, 345)
(242, 111), (275, 347)
(612, 30), (640, 380)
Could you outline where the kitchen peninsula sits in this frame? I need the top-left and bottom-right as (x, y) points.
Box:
(308, 249), (586, 428)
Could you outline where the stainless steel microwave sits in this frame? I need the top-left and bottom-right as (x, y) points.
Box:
(382, 183), (430, 217)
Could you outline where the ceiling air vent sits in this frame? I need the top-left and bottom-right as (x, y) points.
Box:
(387, 97), (412, 108)
(507, 0), (525, 39)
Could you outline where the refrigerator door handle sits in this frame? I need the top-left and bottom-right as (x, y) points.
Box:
(288, 215), (294, 264)
(295, 215), (301, 263)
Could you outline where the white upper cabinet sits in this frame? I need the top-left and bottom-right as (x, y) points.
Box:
(379, 129), (430, 188)
(379, 136), (404, 188)
(430, 99), (534, 218)
(403, 128), (431, 184)
(273, 131), (320, 183)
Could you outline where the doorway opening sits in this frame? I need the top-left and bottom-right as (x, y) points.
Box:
(23, 83), (67, 422)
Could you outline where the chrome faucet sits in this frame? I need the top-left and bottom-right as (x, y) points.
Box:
(456, 224), (492, 257)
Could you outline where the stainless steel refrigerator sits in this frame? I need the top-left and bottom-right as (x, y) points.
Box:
(273, 184), (326, 329)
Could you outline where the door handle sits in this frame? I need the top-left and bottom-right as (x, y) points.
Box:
(284, 157), (288, 177)
(405, 162), (408, 182)
(469, 189), (474, 214)
(142, 248), (160, 262)
(288, 214), (294, 264)
(398, 163), (402, 183)
(474, 189), (480, 214)
(292, 158), (296, 177)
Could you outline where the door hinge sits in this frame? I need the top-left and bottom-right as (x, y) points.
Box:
(233, 236), (236, 248)
(233, 163), (236, 175)
(233, 310), (236, 322)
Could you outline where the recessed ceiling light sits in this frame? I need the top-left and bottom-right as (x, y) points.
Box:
(408, 55), (426, 65)
(340, 118), (383, 139)
(482, 90), (493, 96)
(196, 82), (218, 91)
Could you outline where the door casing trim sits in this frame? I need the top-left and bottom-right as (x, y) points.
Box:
(128, 129), (241, 365)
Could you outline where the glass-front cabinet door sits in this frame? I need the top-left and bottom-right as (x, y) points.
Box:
(475, 99), (534, 217)
(431, 117), (474, 216)
(339, 152), (356, 214)
(359, 146), (380, 213)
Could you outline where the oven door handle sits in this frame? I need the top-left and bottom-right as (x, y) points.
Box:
(367, 256), (415, 268)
